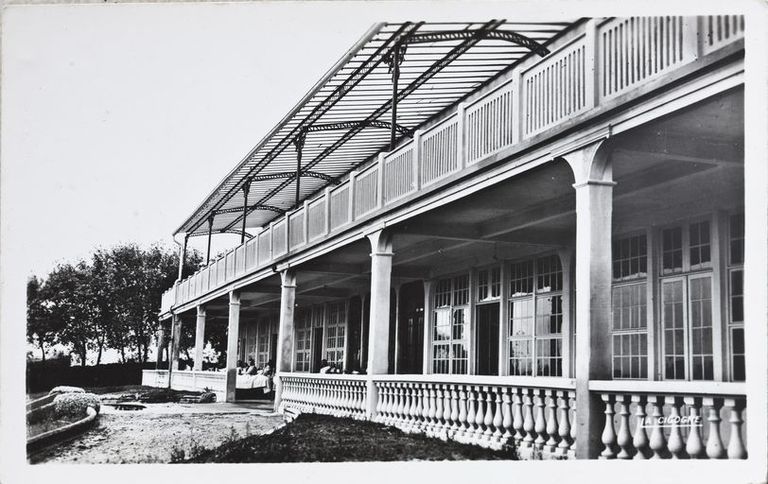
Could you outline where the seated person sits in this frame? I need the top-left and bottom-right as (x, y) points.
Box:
(319, 359), (332, 374)
(263, 360), (273, 377)
(245, 357), (258, 376)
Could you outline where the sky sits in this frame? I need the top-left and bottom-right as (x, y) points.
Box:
(2, 2), (374, 279)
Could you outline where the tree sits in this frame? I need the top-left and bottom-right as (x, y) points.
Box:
(26, 276), (61, 361)
(44, 263), (99, 366)
(28, 243), (203, 366)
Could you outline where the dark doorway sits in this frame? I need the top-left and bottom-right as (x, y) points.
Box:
(476, 303), (500, 376)
(347, 296), (363, 372)
(397, 281), (424, 374)
(311, 327), (324, 372)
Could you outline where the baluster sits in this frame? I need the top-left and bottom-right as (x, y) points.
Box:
(418, 384), (430, 433)
(449, 385), (460, 438)
(533, 389), (547, 450)
(396, 383), (407, 428)
(492, 387), (504, 446)
(456, 385), (468, 443)
(382, 382), (393, 424)
(648, 395), (668, 459)
(600, 393), (617, 459)
(401, 383), (412, 431)
(388, 383), (398, 426)
(615, 394), (633, 459)
(512, 388), (524, 446)
(557, 390), (572, 456)
(501, 388), (514, 446)
(522, 389), (535, 448)
(434, 385), (445, 438)
(684, 396), (705, 458)
(466, 387), (477, 444)
(704, 397), (726, 459)
(615, 395), (632, 459)
(666, 396), (685, 458)
(483, 387), (495, 446)
(403, 383), (415, 432)
(340, 382), (349, 417)
(427, 385), (438, 436)
(413, 384), (425, 433)
(474, 386), (487, 445)
(569, 391), (577, 458)
(442, 384), (453, 438)
(632, 394), (650, 459)
(360, 381), (367, 418)
(724, 398), (747, 459)
(375, 382), (385, 422)
(544, 389), (559, 455)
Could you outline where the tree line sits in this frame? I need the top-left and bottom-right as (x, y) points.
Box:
(27, 243), (203, 365)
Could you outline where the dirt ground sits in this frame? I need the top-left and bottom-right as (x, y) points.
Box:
(186, 413), (517, 463)
(30, 408), (284, 464)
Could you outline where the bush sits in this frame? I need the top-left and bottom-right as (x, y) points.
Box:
(49, 385), (85, 396)
(27, 361), (157, 394)
(199, 392), (216, 403)
(54, 392), (101, 418)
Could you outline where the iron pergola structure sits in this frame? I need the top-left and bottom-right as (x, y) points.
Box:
(175, 20), (579, 252)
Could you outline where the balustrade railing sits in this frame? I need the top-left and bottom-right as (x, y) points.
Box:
(161, 15), (744, 312)
(280, 374), (368, 420)
(590, 381), (747, 459)
(371, 376), (575, 456)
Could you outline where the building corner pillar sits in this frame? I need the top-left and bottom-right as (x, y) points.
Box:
(274, 269), (297, 412)
(193, 306), (206, 371)
(225, 291), (241, 403)
(169, 313), (182, 388)
(561, 139), (615, 459)
(365, 229), (394, 418)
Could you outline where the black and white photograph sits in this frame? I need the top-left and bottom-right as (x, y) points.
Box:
(1, 1), (767, 483)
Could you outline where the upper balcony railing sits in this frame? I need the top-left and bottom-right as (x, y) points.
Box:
(161, 15), (744, 315)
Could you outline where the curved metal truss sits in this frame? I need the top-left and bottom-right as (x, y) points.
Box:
(176, 19), (575, 236)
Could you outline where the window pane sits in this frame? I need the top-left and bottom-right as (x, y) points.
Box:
(510, 260), (534, 296)
(662, 280), (686, 380)
(690, 277), (713, 381)
(613, 234), (648, 280)
(730, 213), (745, 265)
(689, 221), (711, 270)
(662, 227), (683, 274)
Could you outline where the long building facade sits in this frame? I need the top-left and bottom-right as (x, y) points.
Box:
(142, 16), (758, 460)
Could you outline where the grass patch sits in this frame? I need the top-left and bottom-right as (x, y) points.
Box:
(182, 413), (517, 463)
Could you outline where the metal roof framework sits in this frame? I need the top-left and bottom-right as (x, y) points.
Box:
(177, 20), (579, 239)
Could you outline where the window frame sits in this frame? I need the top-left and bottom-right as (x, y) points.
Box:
(430, 273), (470, 375)
(506, 253), (564, 377)
(657, 217), (717, 382)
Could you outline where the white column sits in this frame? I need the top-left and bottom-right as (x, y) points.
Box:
(422, 279), (434, 374)
(168, 313), (181, 389)
(225, 291), (241, 403)
(366, 229), (394, 417)
(274, 270), (297, 411)
(193, 306), (206, 371)
(564, 139), (614, 459)
(170, 313), (181, 371)
(558, 249), (574, 379)
(155, 327), (166, 369)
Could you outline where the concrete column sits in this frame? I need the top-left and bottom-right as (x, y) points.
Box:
(422, 279), (434, 374)
(169, 313), (182, 389)
(274, 270), (297, 411)
(193, 306), (206, 371)
(365, 229), (394, 418)
(564, 139), (615, 459)
(170, 314), (181, 371)
(225, 291), (241, 403)
(155, 327), (165, 369)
